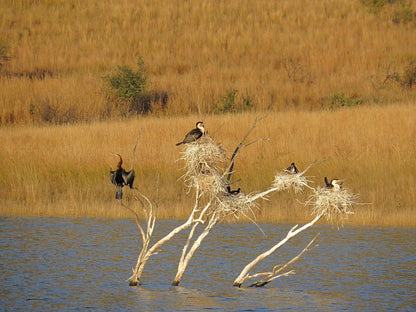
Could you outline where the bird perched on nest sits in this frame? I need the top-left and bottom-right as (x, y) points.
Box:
(176, 121), (205, 145)
(324, 177), (343, 190)
(110, 154), (135, 200)
(226, 185), (241, 195)
(286, 162), (299, 174)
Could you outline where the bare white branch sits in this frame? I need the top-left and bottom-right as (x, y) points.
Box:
(233, 213), (324, 287)
(248, 234), (319, 287)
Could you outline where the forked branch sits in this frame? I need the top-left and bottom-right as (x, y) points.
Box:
(233, 212), (324, 287)
(249, 233), (319, 287)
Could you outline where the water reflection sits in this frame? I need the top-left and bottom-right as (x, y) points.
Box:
(0, 216), (415, 311)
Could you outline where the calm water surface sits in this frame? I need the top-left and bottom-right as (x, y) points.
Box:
(0, 217), (415, 311)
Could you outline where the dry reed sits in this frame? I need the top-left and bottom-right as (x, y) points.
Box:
(0, 104), (415, 226)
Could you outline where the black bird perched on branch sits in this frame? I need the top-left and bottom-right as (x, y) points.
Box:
(324, 177), (343, 190)
(226, 185), (241, 195)
(176, 121), (205, 145)
(286, 162), (299, 174)
(110, 154), (135, 200)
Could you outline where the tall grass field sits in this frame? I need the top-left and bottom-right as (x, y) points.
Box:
(0, 0), (415, 226)
(1, 106), (415, 226)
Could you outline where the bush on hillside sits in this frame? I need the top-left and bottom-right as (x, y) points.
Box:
(103, 57), (167, 116)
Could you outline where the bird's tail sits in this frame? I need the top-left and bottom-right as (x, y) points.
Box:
(116, 186), (123, 200)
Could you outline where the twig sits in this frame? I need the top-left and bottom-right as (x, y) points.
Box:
(130, 130), (142, 171)
(225, 113), (270, 183)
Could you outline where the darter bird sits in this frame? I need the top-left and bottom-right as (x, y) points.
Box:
(176, 121), (205, 145)
(286, 162), (299, 174)
(324, 177), (343, 190)
(110, 154), (135, 200)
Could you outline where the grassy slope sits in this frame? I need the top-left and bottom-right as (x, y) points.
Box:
(1, 0), (416, 123)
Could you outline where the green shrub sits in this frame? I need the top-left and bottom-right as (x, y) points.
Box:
(360, 0), (389, 13)
(242, 91), (254, 111)
(221, 87), (238, 112)
(103, 56), (152, 115)
(214, 88), (255, 113)
(326, 92), (362, 109)
(392, 3), (415, 24)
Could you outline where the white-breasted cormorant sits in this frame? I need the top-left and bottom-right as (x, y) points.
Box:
(176, 121), (205, 145)
(324, 177), (343, 190)
(110, 154), (135, 200)
(286, 162), (299, 174)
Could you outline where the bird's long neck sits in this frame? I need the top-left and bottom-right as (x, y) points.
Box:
(117, 155), (123, 169)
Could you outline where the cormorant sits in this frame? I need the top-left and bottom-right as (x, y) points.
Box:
(176, 121), (205, 145)
(226, 185), (241, 195)
(110, 154), (135, 200)
(286, 162), (299, 174)
(324, 177), (343, 190)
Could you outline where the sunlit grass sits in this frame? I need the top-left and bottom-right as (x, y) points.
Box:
(0, 105), (415, 226)
(1, 0), (416, 123)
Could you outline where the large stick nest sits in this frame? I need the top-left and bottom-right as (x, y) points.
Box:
(179, 136), (262, 221)
(215, 191), (259, 221)
(306, 187), (359, 227)
(179, 135), (226, 191)
(272, 170), (311, 193)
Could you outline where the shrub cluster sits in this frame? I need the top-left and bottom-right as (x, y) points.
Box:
(385, 59), (416, 89)
(103, 57), (168, 116)
(326, 92), (363, 109)
(213, 87), (254, 113)
(361, 0), (415, 24)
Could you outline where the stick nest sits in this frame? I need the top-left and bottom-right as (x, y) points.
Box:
(306, 187), (359, 227)
(179, 136), (226, 192)
(215, 191), (259, 221)
(272, 171), (310, 193)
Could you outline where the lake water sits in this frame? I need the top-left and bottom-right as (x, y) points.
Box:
(0, 216), (415, 311)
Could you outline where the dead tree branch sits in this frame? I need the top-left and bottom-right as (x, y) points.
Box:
(172, 211), (219, 286)
(130, 185), (216, 285)
(233, 212), (324, 287)
(130, 130), (142, 171)
(127, 191), (156, 286)
(249, 233), (319, 287)
(225, 114), (269, 185)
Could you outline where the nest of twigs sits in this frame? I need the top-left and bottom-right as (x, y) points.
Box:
(215, 191), (259, 221)
(194, 168), (227, 196)
(272, 171), (310, 193)
(179, 136), (226, 188)
(306, 187), (359, 227)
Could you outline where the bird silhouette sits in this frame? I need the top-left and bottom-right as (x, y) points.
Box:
(110, 154), (135, 200)
(176, 121), (205, 145)
(226, 185), (241, 195)
(286, 162), (299, 174)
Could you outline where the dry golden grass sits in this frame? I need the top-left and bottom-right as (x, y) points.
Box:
(1, 0), (416, 123)
(0, 104), (415, 226)
(1, 0), (415, 225)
